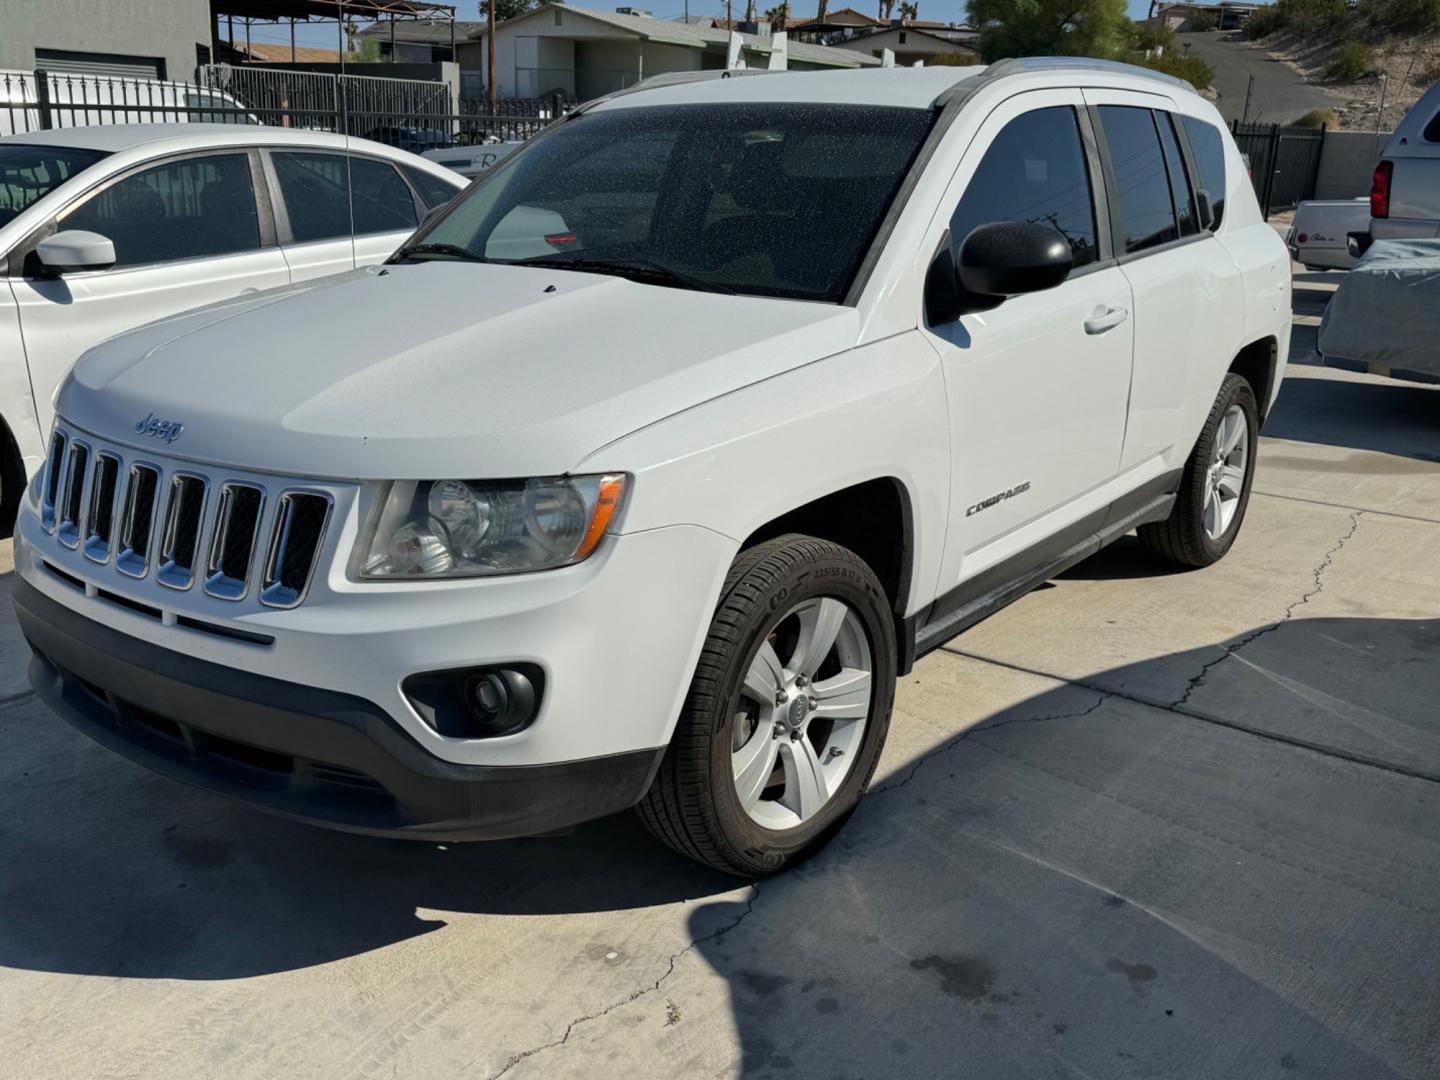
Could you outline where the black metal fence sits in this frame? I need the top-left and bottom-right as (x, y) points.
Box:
(1231, 121), (1328, 218)
(1, 67), (552, 148)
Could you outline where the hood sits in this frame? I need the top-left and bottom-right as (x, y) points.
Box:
(59, 262), (859, 479)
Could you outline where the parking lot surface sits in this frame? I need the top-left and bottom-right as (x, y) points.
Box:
(2, 270), (1437, 1079)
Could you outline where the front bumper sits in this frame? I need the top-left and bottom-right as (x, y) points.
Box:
(14, 577), (664, 840)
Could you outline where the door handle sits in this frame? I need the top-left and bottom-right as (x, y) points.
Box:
(1084, 305), (1129, 334)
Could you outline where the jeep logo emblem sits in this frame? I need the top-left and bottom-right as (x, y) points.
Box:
(135, 412), (184, 444)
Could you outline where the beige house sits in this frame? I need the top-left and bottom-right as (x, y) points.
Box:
(460, 2), (879, 102)
(831, 25), (981, 67)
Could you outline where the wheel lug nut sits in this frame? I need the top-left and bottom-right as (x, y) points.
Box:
(795, 675), (808, 689)
(775, 691), (788, 707)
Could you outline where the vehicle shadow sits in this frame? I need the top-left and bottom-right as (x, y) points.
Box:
(1264, 373), (1440, 462)
(0, 617), (1436, 1080)
(689, 614), (1439, 1080)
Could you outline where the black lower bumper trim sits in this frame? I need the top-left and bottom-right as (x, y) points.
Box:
(13, 577), (664, 841)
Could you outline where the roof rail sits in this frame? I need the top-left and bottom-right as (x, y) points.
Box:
(575, 68), (775, 114)
(984, 56), (1193, 91)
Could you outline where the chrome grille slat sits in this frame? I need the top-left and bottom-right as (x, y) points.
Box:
(204, 483), (265, 601)
(260, 492), (332, 609)
(83, 452), (122, 564)
(116, 463), (161, 579)
(41, 431), (67, 532)
(56, 441), (90, 549)
(156, 474), (209, 591)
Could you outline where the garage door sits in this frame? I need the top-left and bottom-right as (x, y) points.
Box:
(34, 48), (165, 80)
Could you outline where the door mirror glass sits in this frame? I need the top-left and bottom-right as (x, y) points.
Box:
(956, 221), (1073, 304)
(35, 230), (117, 275)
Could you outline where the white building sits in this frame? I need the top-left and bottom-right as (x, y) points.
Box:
(460, 3), (879, 102)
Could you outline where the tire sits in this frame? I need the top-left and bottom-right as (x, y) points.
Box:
(1138, 372), (1259, 568)
(636, 534), (897, 877)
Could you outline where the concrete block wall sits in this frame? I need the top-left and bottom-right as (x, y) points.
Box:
(1315, 130), (1392, 199)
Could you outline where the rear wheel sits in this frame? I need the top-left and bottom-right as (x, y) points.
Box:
(1138, 373), (1258, 568)
(637, 535), (896, 877)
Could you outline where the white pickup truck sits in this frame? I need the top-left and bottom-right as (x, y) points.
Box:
(12, 60), (1291, 876)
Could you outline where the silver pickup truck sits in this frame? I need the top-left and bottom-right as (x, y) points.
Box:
(1370, 81), (1440, 242)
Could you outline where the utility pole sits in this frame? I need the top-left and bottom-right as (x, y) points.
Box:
(488, 0), (497, 112)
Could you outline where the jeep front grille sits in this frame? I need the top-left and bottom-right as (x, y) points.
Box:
(39, 426), (339, 611)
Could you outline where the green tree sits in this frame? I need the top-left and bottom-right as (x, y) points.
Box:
(481, 0), (537, 22)
(766, 0), (791, 27)
(967, 0), (1131, 61)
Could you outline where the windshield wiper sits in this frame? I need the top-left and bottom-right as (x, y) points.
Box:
(392, 242), (486, 263)
(507, 255), (735, 295)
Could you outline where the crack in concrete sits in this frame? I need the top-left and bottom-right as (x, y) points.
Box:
(874, 693), (1109, 796)
(1170, 511), (1362, 711)
(0, 689), (34, 710)
(482, 883), (761, 1080)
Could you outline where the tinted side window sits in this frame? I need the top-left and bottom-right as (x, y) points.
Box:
(1180, 115), (1227, 229)
(1098, 106), (1178, 254)
(273, 153), (418, 243)
(62, 153), (259, 269)
(1156, 111), (1198, 237)
(950, 106), (1098, 269)
(403, 165), (462, 210)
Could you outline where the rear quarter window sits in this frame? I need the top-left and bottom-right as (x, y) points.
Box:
(1180, 116), (1227, 229)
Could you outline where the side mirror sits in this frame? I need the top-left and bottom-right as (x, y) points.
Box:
(36, 230), (116, 276)
(1195, 188), (1216, 230)
(926, 222), (1072, 325)
(957, 221), (1073, 300)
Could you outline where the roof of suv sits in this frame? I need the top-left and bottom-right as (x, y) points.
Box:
(590, 58), (1195, 113)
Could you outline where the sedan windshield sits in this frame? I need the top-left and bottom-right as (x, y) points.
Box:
(0, 144), (109, 229)
(404, 103), (936, 303)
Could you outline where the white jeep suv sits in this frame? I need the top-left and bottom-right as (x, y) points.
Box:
(12, 60), (1291, 876)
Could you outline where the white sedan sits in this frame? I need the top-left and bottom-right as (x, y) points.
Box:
(0, 124), (465, 523)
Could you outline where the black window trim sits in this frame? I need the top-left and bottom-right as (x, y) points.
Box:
(261, 147), (423, 247)
(10, 146), (276, 279)
(1169, 110), (1218, 234)
(1087, 103), (1211, 268)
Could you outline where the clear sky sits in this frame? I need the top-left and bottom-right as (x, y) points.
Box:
(237, 0), (1158, 52)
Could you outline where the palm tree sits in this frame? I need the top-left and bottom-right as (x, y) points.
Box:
(877, 0), (896, 22)
(766, 0), (791, 30)
(816, 0), (829, 22)
(899, 0), (918, 20)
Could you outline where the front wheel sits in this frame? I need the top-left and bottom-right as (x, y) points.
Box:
(636, 535), (896, 877)
(1138, 372), (1259, 568)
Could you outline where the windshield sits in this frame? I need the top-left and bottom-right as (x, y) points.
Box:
(0, 144), (109, 229)
(406, 103), (936, 303)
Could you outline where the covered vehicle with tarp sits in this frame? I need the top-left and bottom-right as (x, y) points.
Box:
(1319, 239), (1440, 384)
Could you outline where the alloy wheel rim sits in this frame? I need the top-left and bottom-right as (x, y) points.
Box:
(730, 596), (873, 830)
(1204, 403), (1249, 541)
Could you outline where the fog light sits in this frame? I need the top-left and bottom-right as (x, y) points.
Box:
(465, 669), (537, 737)
(403, 664), (543, 738)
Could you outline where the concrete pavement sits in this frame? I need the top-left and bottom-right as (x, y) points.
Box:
(1, 273), (1438, 1079)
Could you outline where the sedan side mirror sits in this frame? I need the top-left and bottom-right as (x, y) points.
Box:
(926, 222), (1073, 325)
(36, 230), (117, 276)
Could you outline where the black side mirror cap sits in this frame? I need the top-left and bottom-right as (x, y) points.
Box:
(957, 221), (1073, 301)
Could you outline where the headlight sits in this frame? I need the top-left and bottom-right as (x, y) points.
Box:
(355, 474), (627, 579)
